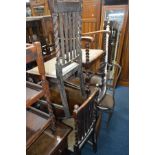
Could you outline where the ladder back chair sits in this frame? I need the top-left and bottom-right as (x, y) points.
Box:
(26, 42), (56, 149)
(62, 88), (99, 155)
(27, 0), (86, 118)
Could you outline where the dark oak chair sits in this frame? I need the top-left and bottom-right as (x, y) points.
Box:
(26, 42), (56, 149)
(27, 0), (86, 118)
(62, 88), (99, 155)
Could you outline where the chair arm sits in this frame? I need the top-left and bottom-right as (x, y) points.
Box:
(81, 36), (94, 43)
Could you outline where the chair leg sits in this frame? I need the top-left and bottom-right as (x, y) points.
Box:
(57, 77), (70, 118)
(92, 131), (97, 153)
(106, 111), (113, 128)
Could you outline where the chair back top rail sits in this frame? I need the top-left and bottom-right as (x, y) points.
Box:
(48, 0), (82, 13)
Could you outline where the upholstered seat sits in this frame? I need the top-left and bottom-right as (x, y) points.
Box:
(62, 118), (75, 152)
(27, 49), (103, 78)
(27, 57), (79, 78)
(90, 75), (102, 86)
(81, 49), (104, 64)
(98, 94), (114, 109)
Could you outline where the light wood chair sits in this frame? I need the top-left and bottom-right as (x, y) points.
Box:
(26, 42), (56, 149)
(81, 21), (111, 98)
(27, 0), (86, 118)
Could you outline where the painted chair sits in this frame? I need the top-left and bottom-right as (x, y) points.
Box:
(27, 0), (86, 118)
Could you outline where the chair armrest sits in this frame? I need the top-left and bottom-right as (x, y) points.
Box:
(81, 36), (94, 43)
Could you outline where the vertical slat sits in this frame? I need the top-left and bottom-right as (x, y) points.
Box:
(81, 112), (83, 141)
(86, 104), (89, 133)
(53, 13), (61, 61)
(64, 13), (69, 62)
(82, 111), (85, 138)
(68, 12), (73, 60)
(75, 12), (80, 56)
(59, 13), (65, 65)
(75, 12), (78, 57)
(78, 114), (82, 141)
(78, 12), (82, 53)
(83, 107), (86, 135)
(88, 104), (90, 129)
(72, 12), (76, 58)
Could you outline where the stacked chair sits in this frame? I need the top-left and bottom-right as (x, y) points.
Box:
(27, 0), (87, 118)
(26, 42), (56, 149)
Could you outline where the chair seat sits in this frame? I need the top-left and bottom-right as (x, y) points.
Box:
(81, 49), (104, 64)
(62, 118), (75, 152)
(98, 94), (114, 109)
(90, 75), (102, 86)
(27, 57), (79, 78)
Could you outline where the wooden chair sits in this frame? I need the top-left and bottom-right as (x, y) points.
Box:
(81, 21), (111, 98)
(27, 0), (86, 118)
(26, 42), (56, 149)
(87, 21), (122, 128)
(62, 88), (99, 155)
(98, 61), (122, 128)
(91, 61), (122, 128)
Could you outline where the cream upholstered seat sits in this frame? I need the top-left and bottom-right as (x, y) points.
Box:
(27, 49), (103, 77)
(81, 49), (104, 64)
(27, 57), (79, 78)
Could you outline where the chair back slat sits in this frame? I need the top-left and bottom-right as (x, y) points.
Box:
(72, 12), (76, 59)
(73, 88), (99, 148)
(48, 0), (82, 67)
(64, 13), (69, 61)
(68, 12), (73, 60)
(59, 13), (65, 65)
(76, 11), (82, 58)
(49, 0), (82, 13)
